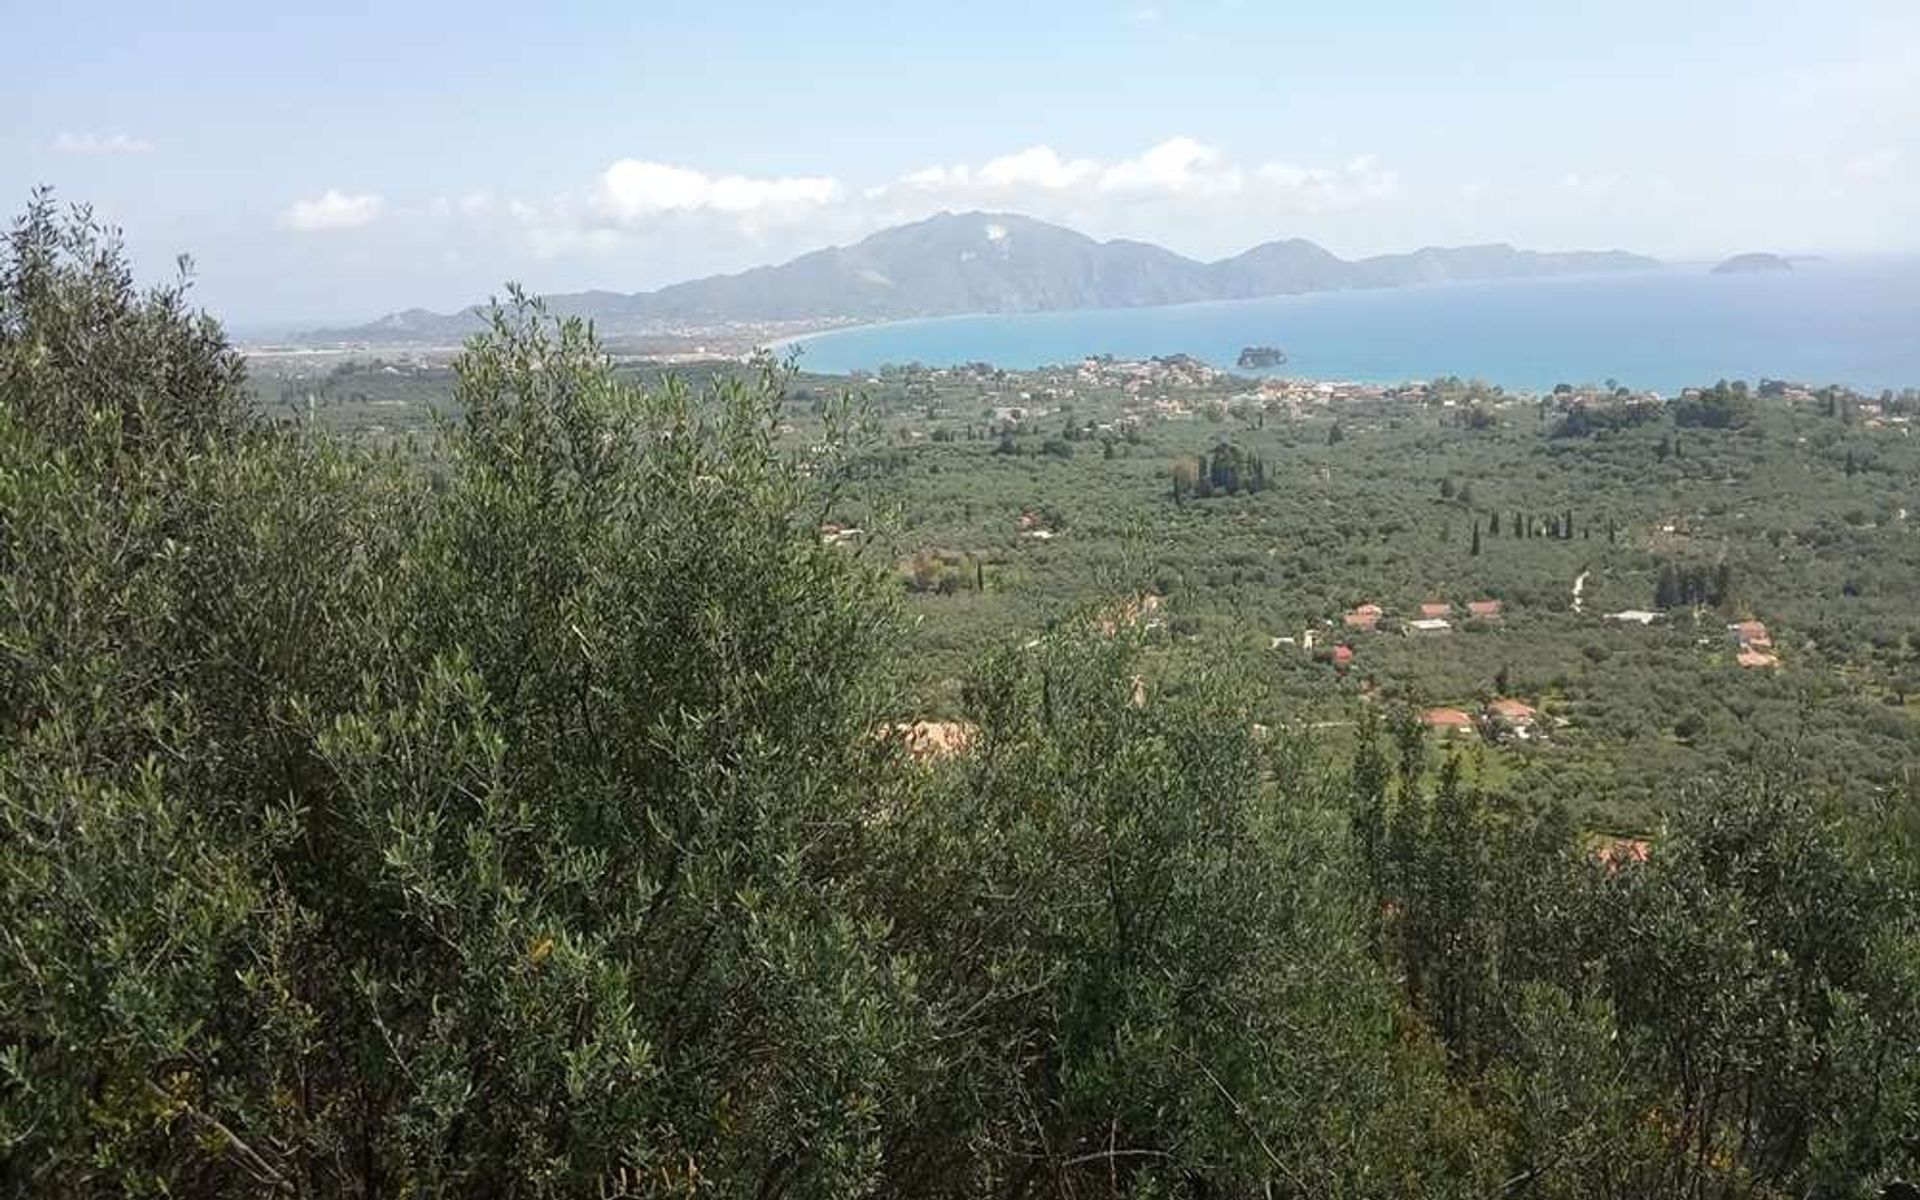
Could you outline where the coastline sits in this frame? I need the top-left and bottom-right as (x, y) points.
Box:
(771, 314), (936, 360)
(771, 261), (1920, 395)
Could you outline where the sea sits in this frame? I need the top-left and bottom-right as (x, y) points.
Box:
(784, 258), (1920, 395)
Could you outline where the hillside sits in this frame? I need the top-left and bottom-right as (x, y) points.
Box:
(14, 197), (1920, 1198)
(301, 211), (1660, 344)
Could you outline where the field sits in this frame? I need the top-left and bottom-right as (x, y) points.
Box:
(249, 350), (1920, 829)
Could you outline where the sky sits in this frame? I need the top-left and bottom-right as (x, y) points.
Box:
(5, 0), (1916, 327)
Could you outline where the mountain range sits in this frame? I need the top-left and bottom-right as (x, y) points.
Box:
(301, 211), (1661, 345)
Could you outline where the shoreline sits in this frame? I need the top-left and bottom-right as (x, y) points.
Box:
(767, 262), (1920, 395)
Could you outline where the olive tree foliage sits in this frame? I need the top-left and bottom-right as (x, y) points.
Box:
(0, 194), (916, 1196)
(867, 633), (1494, 1199)
(317, 293), (918, 1196)
(1346, 721), (1920, 1199)
(1, 195), (409, 1195)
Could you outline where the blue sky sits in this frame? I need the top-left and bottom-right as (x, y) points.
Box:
(6, 0), (1916, 325)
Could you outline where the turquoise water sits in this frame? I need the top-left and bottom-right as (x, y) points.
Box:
(786, 259), (1920, 393)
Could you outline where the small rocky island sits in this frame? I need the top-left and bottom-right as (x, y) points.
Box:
(1712, 252), (1793, 275)
(1236, 345), (1288, 369)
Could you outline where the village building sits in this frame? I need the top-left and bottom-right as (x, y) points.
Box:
(1422, 707), (1475, 735)
(1331, 644), (1354, 670)
(1488, 698), (1538, 736)
(1594, 835), (1652, 871)
(1419, 601), (1452, 619)
(1737, 648), (1780, 669)
(1607, 609), (1663, 625)
(1406, 617), (1453, 635)
(1467, 599), (1503, 621)
(1727, 620), (1772, 649)
(1344, 603), (1383, 631)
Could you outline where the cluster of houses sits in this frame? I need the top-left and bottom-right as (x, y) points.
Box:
(1421, 697), (1542, 740)
(1073, 354), (1222, 393)
(1228, 377), (1408, 410)
(1267, 597), (1507, 677)
(1341, 597), (1503, 635)
(1267, 598), (1506, 679)
(1603, 611), (1781, 669)
(1294, 599), (1781, 749)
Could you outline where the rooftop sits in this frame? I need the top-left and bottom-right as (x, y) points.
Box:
(1490, 698), (1537, 722)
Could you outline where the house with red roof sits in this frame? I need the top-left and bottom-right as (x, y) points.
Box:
(1422, 707), (1475, 734)
(1594, 835), (1651, 871)
(1467, 599), (1503, 621)
(1419, 601), (1452, 619)
(1331, 644), (1354, 670)
(1344, 603), (1383, 631)
(1488, 698), (1537, 727)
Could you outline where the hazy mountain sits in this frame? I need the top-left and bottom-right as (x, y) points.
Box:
(1712, 252), (1794, 275)
(637, 213), (1217, 321)
(1347, 244), (1661, 287)
(301, 211), (1661, 345)
(1206, 238), (1351, 298)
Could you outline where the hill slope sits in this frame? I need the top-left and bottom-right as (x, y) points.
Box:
(302, 211), (1661, 344)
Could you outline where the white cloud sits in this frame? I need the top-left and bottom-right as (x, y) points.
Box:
(53, 131), (153, 155)
(882, 138), (1395, 214)
(1100, 136), (1238, 195)
(439, 162), (842, 259)
(901, 163), (970, 189)
(281, 189), (386, 232)
(421, 138), (1407, 266)
(975, 145), (1099, 190)
(591, 160), (840, 225)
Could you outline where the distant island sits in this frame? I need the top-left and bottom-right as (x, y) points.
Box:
(297, 211), (1663, 348)
(1713, 252), (1793, 275)
(1237, 345), (1288, 369)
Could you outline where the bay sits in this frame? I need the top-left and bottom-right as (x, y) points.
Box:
(785, 258), (1920, 394)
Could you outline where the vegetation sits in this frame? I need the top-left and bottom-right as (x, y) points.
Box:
(5, 197), (1919, 1197)
(617, 354), (1920, 825)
